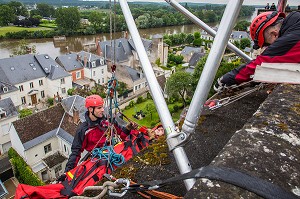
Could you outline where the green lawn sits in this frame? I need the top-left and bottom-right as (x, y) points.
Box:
(0, 26), (52, 36)
(122, 99), (183, 128)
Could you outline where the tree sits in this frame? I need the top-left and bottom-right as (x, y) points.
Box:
(7, 1), (28, 17)
(234, 20), (251, 31)
(240, 38), (251, 50)
(11, 39), (36, 56)
(89, 11), (105, 29)
(55, 7), (81, 33)
(166, 71), (193, 107)
(185, 33), (194, 44)
(19, 109), (33, 118)
(145, 102), (156, 120)
(0, 5), (15, 26)
(35, 3), (55, 18)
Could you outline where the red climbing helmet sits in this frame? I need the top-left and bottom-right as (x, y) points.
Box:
(85, 95), (104, 108)
(250, 11), (285, 49)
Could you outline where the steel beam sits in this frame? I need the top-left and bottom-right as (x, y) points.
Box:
(182, 0), (244, 138)
(119, 0), (195, 190)
(165, 0), (252, 63)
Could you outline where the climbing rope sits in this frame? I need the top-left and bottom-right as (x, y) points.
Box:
(91, 145), (125, 171)
(70, 178), (130, 199)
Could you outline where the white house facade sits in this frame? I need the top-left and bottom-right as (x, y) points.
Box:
(0, 54), (71, 109)
(0, 98), (18, 155)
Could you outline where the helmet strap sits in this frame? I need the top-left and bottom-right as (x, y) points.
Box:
(91, 107), (101, 120)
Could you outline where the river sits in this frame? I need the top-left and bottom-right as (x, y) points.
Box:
(0, 10), (257, 59)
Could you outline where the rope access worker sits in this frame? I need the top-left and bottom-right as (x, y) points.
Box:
(64, 95), (136, 173)
(214, 11), (300, 92)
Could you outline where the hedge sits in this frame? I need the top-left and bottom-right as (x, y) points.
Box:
(8, 148), (44, 186)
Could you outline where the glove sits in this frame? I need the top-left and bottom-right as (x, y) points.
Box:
(56, 174), (66, 183)
(213, 77), (226, 93)
(126, 122), (138, 130)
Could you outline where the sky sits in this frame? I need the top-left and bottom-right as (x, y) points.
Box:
(126, 0), (299, 6)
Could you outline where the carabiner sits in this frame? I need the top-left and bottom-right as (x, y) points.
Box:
(108, 178), (130, 197)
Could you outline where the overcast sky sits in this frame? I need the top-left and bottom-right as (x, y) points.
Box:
(126, 0), (299, 6)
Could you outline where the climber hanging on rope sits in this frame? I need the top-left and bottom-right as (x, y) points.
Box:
(62, 95), (138, 175)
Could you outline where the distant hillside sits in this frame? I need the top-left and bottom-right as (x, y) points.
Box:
(0, 0), (214, 7)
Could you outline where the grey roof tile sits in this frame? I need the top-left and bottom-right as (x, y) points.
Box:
(99, 38), (133, 62)
(56, 53), (83, 72)
(61, 95), (86, 122)
(189, 52), (205, 67)
(0, 54), (45, 84)
(181, 47), (202, 56)
(43, 151), (67, 168)
(128, 38), (152, 51)
(125, 66), (143, 82)
(0, 98), (18, 118)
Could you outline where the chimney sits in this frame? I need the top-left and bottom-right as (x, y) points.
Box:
(73, 108), (80, 124)
(96, 38), (103, 56)
(84, 54), (87, 67)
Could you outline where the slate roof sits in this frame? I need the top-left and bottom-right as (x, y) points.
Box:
(0, 98), (18, 118)
(152, 34), (163, 39)
(230, 31), (250, 40)
(0, 54), (69, 84)
(78, 51), (103, 66)
(156, 75), (166, 91)
(0, 155), (11, 173)
(0, 80), (18, 95)
(99, 38), (133, 62)
(181, 47), (202, 57)
(55, 53), (84, 72)
(43, 151), (67, 168)
(125, 66), (143, 82)
(189, 52), (206, 67)
(61, 95), (86, 123)
(0, 55), (45, 84)
(128, 38), (152, 52)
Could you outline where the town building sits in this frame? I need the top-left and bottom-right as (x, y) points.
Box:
(96, 34), (168, 70)
(9, 96), (85, 182)
(56, 51), (107, 89)
(0, 54), (72, 109)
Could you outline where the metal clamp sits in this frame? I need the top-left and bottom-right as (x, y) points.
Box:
(166, 131), (190, 151)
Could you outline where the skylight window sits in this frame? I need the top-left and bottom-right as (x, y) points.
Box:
(45, 67), (48, 71)
(10, 67), (15, 71)
(45, 55), (49, 59)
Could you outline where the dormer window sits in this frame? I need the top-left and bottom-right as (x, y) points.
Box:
(0, 108), (6, 119)
(92, 62), (96, 68)
(3, 86), (8, 93)
(100, 59), (104, 65)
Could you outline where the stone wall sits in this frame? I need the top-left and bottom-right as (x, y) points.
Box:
(185, 84), (300, 198)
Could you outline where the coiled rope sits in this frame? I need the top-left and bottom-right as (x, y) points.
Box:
(91, 146), (125, 171)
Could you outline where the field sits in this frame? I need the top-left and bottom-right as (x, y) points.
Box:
(0, 26), (52, 36)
